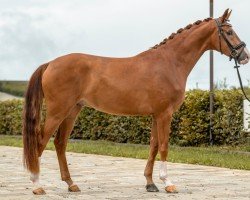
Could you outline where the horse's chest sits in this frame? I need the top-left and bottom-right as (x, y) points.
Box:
(153, 84), (185, 112)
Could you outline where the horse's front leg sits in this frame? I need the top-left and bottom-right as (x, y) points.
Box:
(156, 110), (178, 193)
(144, 118), (159, 192)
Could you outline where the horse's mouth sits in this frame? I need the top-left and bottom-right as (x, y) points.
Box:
(239, 48), (250, 65)
(239, 57), (249, 65)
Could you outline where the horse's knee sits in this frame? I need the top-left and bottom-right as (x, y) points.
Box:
(150, 136), (158, 149)
(152, 143), (158, 152)
(159, 141), (168, 152)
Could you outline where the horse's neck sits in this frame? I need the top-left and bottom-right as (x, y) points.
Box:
(154, 21), (215, 84)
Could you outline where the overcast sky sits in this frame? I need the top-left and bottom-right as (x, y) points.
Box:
(0, 0), (249, 89)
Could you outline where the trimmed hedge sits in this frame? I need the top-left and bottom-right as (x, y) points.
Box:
(171, 90), (247, 146)
(0, 81), (27, 97)
(0, 89), (248, 146)
(0, 100), (23, 136)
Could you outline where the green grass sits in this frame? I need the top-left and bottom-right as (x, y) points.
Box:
(0, 81), (28, 97)
(0, 135), (249, 170)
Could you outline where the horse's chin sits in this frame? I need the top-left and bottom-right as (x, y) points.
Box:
(239, 48), (250, 65)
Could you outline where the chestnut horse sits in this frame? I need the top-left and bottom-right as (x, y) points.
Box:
(23, 9), (249, 195)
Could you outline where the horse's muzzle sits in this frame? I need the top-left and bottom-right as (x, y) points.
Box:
(238, 48), (250, 65)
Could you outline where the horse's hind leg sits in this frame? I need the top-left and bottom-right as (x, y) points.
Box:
(54, 104), (82, 192)
(31, 116), (63, 195)
(31, 102), (73, 195)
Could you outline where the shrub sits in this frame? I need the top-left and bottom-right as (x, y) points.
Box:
(173, 90), (210, 146)
(0, 100), (23, 135)
(171, 89), (246, 146)
(213, 90), (245, 145)
(72, 109), (151, 144)
(0, 81), (27, 97)
(0, 89), (248, 146)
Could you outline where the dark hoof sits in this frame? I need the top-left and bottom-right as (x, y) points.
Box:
(146, 183), (159, 192)
(68, 184), (81, 192)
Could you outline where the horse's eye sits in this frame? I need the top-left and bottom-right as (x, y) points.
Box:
(227, 30), (233, 36)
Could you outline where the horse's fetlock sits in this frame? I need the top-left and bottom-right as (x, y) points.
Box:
(62, 176), (71, 181)
(144, 171), (152, 178)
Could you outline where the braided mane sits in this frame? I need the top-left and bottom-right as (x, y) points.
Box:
(151, 17), (213, 49)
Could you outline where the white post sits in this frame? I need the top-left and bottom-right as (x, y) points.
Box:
(243, 100), (250, 131)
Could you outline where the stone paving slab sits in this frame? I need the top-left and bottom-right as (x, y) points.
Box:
(0, 146), (249, 200)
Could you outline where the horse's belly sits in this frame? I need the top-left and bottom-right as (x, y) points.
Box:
(81, 90), (156, 116)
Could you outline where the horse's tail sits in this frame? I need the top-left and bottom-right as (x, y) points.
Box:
(22, 63), (49, 174)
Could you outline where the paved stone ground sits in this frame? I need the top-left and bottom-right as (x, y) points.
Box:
(0, 146), (249, 200)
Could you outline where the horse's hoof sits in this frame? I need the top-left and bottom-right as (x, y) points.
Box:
(68, 184), (81, 192)
(165, 185), (178, 193)
(146, 183), (159, 192)
(33, 187), (46, 195)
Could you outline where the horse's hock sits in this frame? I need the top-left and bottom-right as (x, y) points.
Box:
(0, 146), (249, 200)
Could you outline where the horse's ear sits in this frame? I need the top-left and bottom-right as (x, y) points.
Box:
(221, 8), (232, 23)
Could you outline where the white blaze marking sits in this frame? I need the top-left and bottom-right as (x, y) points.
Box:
(159, 161), (174, 187)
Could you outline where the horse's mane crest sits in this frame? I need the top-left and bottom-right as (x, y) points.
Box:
(151, 17), (213, 49)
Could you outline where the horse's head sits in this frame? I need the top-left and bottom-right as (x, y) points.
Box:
(214, 9), (249, 65)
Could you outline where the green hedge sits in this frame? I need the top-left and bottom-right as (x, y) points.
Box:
(171, 90), (247, 146)
(0, 81), (27, 97)
(0, 89), (248, 146)
(0, 100), (23, 136)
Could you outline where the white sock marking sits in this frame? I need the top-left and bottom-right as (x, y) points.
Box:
(159, 161), (174, 187)
(30, 157), (42, 189)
